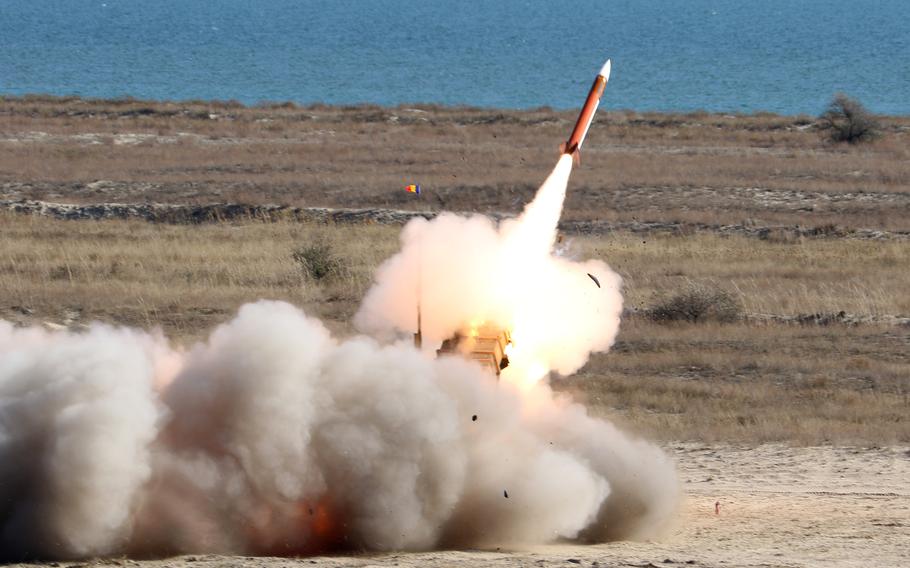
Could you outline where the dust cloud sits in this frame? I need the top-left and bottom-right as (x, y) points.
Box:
(0, 156), (677, 560)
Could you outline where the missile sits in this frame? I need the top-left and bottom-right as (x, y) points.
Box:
(559, 59), (611, 165)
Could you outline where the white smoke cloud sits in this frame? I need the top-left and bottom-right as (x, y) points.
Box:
(0, 301), (677, 560)
(0, 321), (165, 557)
(0, 156), (678, 560)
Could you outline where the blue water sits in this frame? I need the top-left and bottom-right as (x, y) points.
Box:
(1, 0), (908, 115)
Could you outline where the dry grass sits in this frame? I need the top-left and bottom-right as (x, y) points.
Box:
(1, 213), (908, 445)
(0, 213), (399, 339)
(579, 233), (910, 316)
(2, 97), (907, 445)
(556, 320), (910, 445)
(2, 96), (910, 231)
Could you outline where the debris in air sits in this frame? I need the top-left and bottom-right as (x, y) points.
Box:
(504, 490), (509, 499)
(587, 273), (601, 288)
(472, 414), (478, 421)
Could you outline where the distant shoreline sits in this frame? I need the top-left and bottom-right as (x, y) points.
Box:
(4, 92), (910, 120)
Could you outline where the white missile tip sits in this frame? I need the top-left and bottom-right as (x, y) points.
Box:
(600, 59), (612, 81)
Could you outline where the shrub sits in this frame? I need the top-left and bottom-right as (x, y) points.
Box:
(649, 283), (742, 323)
(818, 93), (881, 144)
(292, 242), (348, 282)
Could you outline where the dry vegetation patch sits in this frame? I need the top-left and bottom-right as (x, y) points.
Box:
(0, 213), (398, 337)
(2, 213), (907, 445)
(557, 320), (909, 445)
(2, 96), (909, 232)
(579, 233), (910, 316)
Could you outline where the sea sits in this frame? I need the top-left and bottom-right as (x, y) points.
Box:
(1, 0), (908, 115)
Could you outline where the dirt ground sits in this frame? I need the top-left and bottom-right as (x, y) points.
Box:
(2, 96), (909, 231)
(9, 444), (907, 568)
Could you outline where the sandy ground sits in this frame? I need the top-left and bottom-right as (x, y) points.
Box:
(12, 444), (908, 568)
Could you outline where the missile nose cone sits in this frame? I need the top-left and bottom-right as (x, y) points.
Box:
(600, 59), (612, 82)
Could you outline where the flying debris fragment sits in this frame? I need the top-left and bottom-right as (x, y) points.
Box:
(560, 59), (611, 165)
(587, 273), (601, 288)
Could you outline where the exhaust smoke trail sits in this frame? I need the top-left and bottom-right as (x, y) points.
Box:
(0, 156), (678, 560)
(357, 154), (621, 385)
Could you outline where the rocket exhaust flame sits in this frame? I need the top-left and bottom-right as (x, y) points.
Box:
(358, 152), (615, 388)
(0, 59), (678, 559)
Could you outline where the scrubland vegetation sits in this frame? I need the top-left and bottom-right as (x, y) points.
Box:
(2, 95), (909, 232)
(2, 213), (907, 445)
(2, 96), (908, 445)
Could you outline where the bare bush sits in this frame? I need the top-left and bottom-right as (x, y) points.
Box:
(292, 241), (349, 282)
(649, 283), (742, 323)
(818, 93), (881, 144)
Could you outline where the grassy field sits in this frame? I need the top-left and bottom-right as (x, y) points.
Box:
(2, 96), (907, 445)
(2, 213), (907, 445)
(2, 96), (910, 232)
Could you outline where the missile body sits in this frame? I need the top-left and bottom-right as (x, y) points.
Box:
(560, 59), (611, 164)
